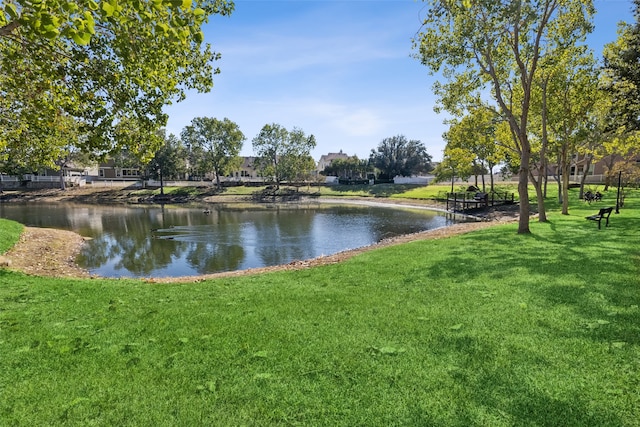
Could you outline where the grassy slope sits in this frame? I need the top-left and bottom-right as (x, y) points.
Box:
(0, 188), (638, 426)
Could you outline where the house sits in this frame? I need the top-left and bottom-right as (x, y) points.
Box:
(536, 154), (639, 184)
(225, 156), (260, 182)
(98, 158), (141, 181)
(317, 150), (350, 174)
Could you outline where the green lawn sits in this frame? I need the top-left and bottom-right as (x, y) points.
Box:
(1, 188), (638, 426)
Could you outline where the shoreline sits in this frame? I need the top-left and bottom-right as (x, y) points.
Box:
(1, 187), (519, 282)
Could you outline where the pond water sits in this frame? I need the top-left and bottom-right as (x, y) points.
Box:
(0, 201), (461, 278)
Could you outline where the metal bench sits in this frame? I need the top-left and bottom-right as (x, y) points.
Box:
(585, 207), (613, 229)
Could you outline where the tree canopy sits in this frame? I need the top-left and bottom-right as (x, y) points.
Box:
(369, 135), (432, 180)
(321, 156), (371, 180)
(252, 123), (317, 188)
(601, 0), (640, 132)
(414, 0), (594, 234)
(180, 117), (244, 189)
(147, 131), (187, 182)
(0, 0), (234, 174)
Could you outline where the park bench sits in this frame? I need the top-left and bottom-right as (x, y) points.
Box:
(473, 192), (488, 204)
(585, 207), (613, 229)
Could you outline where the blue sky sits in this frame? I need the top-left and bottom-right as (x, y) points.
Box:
(164, 0), (634, 162)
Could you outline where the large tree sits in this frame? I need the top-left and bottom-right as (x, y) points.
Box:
(147, 132), (188, 194)
(443, 107), (502, 192)
(369, 135), (432, 180)
(181, 117), (245, 189)
(601, 0), (640, 132)
(545, 51), (599, 214)
(415, 0), (594, 234)
(0, 0), (234, 171)
(322, 156), (371, 180)
(252, 124), (317, 189)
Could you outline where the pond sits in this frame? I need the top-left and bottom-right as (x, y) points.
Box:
(0, 201), (462, 278)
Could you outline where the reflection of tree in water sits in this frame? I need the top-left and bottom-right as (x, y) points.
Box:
(252, 207), (316, 266)
(79, 207), (185, 276)
(186, 242), (245, 274)
(184, 208), (246, 274)
(7, 202), (448, 277)
(116, 237), (181, 276)
(367, 208), (429, 242)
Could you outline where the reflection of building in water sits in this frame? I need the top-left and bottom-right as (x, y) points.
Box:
(65, 206), (104, 233)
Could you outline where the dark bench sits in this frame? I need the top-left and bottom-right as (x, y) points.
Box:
(586, 207), (613, 229)
(473, 192), (488, 204)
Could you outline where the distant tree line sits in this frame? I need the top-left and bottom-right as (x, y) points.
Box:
(146, 122), (434, 190)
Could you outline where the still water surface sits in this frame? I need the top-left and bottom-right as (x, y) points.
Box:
(0, 202), (459, 278)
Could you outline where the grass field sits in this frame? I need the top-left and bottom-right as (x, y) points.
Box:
(1, 186), (638, 426)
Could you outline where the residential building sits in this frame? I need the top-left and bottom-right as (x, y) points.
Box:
(317, 150), (350, 174)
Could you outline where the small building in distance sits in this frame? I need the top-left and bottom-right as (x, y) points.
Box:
(317, 150), (350, 174)
(225, 156), (260, 183)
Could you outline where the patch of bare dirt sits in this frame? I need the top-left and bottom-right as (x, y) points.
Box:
(4, 227), (91, 279)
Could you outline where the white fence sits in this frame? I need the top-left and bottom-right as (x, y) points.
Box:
(393, 176), (435, 185)
(0, 174), (86, 186)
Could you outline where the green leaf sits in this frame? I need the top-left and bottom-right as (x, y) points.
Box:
(87, 0), (99, 11)
(182, 0), (193, 9)
(72, 31), (91, 45)
(5, 4), (18, 20)
(102, 2), (115, 17)
(62, 2), (79, 13)
(84, 13), (95, 35)
(449, 323), (463, 331)
(155, 23), (169, 34)
(44, 29), (60, 39)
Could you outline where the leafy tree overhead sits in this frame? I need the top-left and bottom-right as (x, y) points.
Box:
(0, 0), (234, 171)
(414, 0), (594, 234)
(369, 135), (432, 180)
(181, 117), (245, 189)
(252, 124), (317, 189)
(601, 0), (640, 132)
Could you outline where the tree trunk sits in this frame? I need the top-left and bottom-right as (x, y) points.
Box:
(542, 163), (548, 199)
(488, 161), (495, 192)
(578, 154), (593, 199)
(529, 171), (547, 223)
(59, 169), (66, 191)
(517, 148), (531, 234)
(561, 149), (570, 215)
(540, 77), (549, 201)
